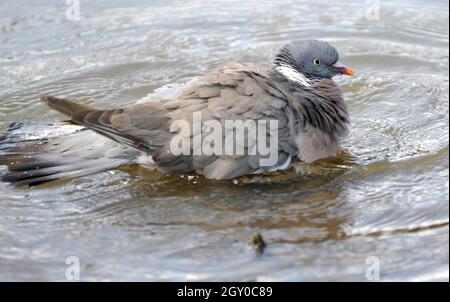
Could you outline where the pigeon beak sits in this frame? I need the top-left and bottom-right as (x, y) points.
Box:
(332, 61), (354, 76)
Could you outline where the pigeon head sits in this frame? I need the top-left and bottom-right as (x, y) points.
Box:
(273, 40), (354, 82)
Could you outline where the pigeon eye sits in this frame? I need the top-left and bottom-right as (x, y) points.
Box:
(313, 58), (321, 65)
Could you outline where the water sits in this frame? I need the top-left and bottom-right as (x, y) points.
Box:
(0, 0), (448, 281)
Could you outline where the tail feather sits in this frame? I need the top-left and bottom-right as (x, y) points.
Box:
(0, 122), (140, 186)
(2, 157), (132, 186)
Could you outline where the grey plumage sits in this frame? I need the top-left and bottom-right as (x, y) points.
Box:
(0, 40), (352, 185)
(0, 122), (139, 186)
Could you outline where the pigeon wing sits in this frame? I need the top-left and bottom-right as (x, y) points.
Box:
(155, 63), (297, 179)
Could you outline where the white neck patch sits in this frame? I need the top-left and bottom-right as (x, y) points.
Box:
(275, 64), (312, 87)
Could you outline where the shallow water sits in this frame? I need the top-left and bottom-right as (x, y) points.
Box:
(0, 0), (448, 281)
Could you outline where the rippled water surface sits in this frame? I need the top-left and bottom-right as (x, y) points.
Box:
(0, 0), (448, 281)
